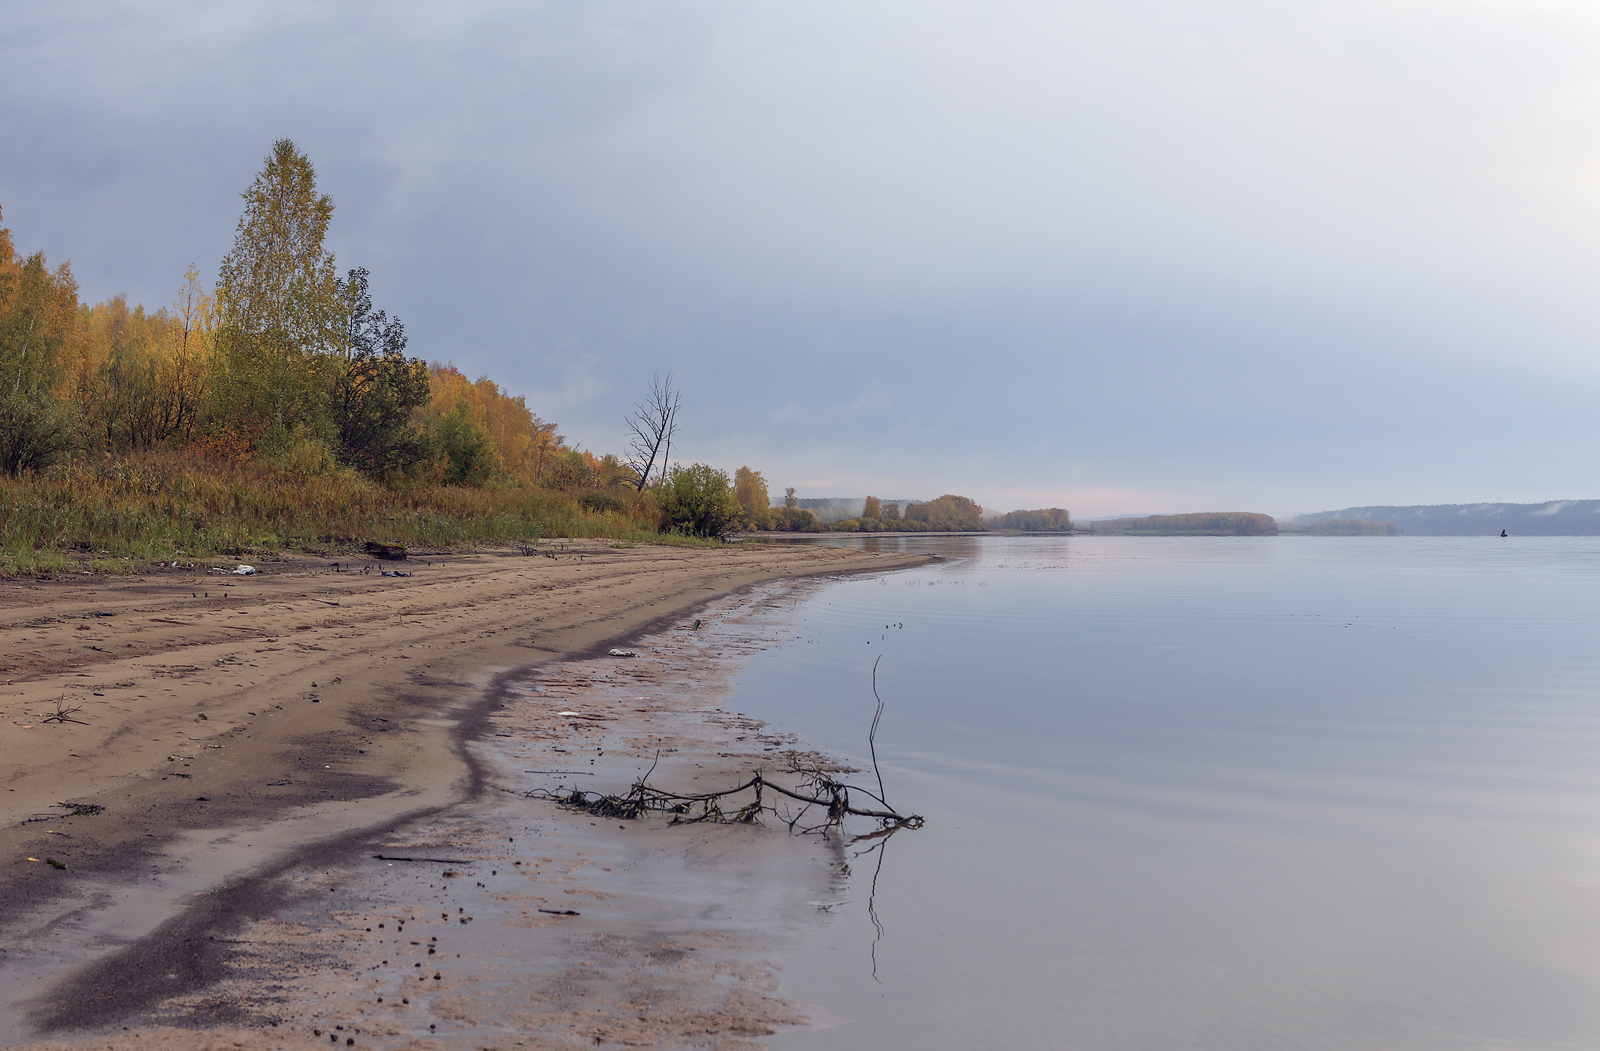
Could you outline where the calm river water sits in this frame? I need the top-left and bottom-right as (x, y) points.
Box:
(724, 535), (1600, 1050)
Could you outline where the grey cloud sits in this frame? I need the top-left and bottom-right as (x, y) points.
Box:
(5, 0), (1600, 514)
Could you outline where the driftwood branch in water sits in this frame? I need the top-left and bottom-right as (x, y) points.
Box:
(526, 760), (923, 837)
(526, 658), (923, 837)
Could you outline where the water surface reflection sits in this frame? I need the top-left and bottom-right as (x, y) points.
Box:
(732, 535), (1600, 1050)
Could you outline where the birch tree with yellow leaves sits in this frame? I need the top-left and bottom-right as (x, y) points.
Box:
(214, 138), (343, 450)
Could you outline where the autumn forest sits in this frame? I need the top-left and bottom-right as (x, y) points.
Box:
(0, 140), (1055, 572)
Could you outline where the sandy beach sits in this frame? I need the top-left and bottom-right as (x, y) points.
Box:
(0, 540), (929, 1048)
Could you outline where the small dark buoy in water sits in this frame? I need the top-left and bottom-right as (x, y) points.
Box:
(1501, 529), (1508, 537)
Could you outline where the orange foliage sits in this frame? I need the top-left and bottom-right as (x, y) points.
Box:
(427, 364), (565, 483)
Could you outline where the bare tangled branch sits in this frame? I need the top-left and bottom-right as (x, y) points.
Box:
(527, 751), (923, 838)
(527, 657), (922, 841)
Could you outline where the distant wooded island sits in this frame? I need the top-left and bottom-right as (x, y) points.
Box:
(1084, 512), (1278, 535)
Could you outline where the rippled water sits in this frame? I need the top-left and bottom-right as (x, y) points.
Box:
(724, 535), (1600, 1050)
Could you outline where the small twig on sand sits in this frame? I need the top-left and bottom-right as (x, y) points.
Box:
(41, 697), (88, 725)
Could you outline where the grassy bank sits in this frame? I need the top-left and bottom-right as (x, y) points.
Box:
(0, 449), (683, 575)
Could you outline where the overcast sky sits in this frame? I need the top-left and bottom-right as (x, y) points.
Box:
(5, 0), (1600, 516)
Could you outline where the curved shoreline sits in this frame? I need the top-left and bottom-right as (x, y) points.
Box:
(0, 542), (930, 1044)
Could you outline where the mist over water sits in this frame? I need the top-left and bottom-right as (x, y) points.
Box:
(725, 535), (1600, 1050)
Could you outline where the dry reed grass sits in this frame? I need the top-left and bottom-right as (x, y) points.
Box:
(0, 448), (687, 575)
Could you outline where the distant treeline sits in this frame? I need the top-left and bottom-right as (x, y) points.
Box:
(762, 493), (988, 533)
(1086, 512), (1277, 535)
(791, 497), (880, 524)
(987, 507), (1072, 531)
(759, 498), (1077, 534)
(1287, 518), (1399, 536)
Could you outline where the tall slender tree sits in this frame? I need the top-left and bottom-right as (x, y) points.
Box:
(214, 139), (342, 445)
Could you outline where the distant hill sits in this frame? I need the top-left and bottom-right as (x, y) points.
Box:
(1085, 512), (1277, 536)
(1295, 501), (1600, 536)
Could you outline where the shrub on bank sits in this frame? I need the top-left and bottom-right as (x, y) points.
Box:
(656, 463), (743, 539)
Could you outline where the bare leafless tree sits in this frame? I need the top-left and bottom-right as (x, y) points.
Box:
(625, 372), (681, 491)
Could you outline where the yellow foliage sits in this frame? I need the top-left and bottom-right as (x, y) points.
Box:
(55, 267), (218, 449)
(427, 364), (565, 483)
(733, 466), (772, 529)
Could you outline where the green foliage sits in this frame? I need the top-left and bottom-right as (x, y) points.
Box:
(0, 390), (79, 476)
(0, 214), (82, 476)
(333, 348), (429, 476)
(330, 267), (431, 476)
(544, 449), (596, 490)
(214, 139), (343, 442)
(578, 489), (626, 514)
(430, 398), (493, 485)
(260, 427), (348, 484)
(768, 506), (822, 532)
(657, 463), (743, 538)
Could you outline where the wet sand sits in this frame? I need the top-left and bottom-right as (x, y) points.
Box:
(0, 542), (928, 1047)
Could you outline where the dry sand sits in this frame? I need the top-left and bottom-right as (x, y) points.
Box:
(0, 541), (929, 1048)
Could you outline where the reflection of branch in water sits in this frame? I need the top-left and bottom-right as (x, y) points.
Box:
(869, 655), (891, 813)
(850, 821), (907, 982)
